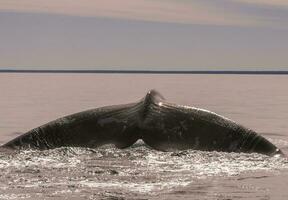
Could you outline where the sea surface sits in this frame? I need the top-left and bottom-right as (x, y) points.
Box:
(0, 73), (288, 200)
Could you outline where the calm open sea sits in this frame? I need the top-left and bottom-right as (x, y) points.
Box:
(0, 73), (288, 200)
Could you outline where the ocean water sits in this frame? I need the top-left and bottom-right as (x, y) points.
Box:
(0, 73), (288, 200)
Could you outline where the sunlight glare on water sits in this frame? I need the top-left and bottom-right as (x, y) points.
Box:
(0, 141), (288, 199)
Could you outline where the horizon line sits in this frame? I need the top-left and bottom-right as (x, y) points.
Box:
(1, 69), (288, 75)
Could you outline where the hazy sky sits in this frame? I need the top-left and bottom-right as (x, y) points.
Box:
(0, 0), (288, 70)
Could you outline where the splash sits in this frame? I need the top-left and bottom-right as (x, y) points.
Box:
(0, 141), (288, 199)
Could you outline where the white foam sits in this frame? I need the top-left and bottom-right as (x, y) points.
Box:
(0, 145), (288, 198)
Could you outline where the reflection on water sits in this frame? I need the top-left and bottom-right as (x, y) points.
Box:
(0, 141), (288, 199)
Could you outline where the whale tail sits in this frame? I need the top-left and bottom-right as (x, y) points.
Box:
(1, 89), (284, 157)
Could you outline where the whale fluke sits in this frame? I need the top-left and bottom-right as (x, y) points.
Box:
(3, 102), (141, 149)
(2, 90), (284, 156)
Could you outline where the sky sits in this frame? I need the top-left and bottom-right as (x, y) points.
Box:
(0, 0), (288, 70)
